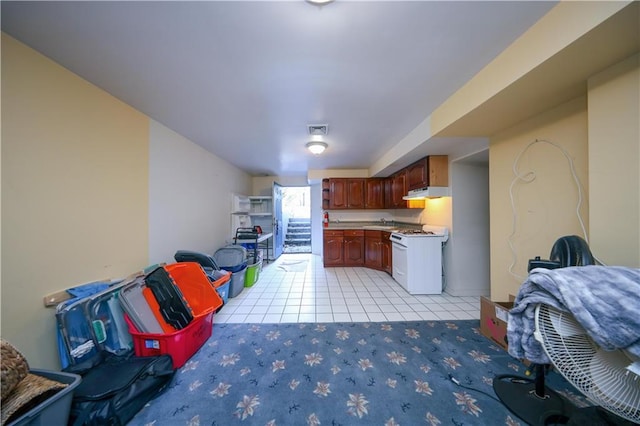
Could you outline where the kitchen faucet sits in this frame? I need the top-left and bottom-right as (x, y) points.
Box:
(380, 218), (387, 224)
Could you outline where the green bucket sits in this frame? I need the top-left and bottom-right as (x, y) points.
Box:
(244, 260), (262, 287)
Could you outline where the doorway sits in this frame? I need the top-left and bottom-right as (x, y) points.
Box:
(281, 186), (311, 254)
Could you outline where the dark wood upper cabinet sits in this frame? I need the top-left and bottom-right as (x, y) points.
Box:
(365, 178), (385, 209)
(329, 178), (348, 209)
(347, 178), (365, 209)
(325, 156), (446, 210)
(390, 170), (408, 209)
(383, 178), (392, 209)
(328, 178), (374, 209)
(406, 155), (449, 190)
(407, 159), (429, 191)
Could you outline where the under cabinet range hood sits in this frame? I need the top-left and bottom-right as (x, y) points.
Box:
(402, 186), (450, 200)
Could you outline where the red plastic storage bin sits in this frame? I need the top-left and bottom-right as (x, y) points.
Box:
(124, 262), (223, 369)
(125, 311), (214, 369)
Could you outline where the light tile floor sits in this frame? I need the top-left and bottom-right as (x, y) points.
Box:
(215, 253), (481, 324)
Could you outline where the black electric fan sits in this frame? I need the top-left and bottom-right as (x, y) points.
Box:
(492, 236), (639, 425)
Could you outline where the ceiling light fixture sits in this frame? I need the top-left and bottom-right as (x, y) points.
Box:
(306, 141), (328, 155)
(306, 0), (334, 5)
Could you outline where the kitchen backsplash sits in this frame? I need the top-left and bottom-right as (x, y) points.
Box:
(326, 209), (422, 224)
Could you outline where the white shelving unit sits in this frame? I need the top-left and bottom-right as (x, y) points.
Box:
(248, 196), (272, 230)
(247, 196), (274, 261)
(231, 193), (251, 240)
(248, 196), (272, 212)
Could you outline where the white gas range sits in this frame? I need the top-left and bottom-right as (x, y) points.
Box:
(390, 225), (449, 295)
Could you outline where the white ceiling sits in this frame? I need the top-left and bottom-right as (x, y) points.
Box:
(1, 1), (557, 177)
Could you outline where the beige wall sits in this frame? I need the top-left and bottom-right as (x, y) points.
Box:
(588, 53), (640, 266)
(1, 34), (149, 368)
(489, 97), (589, 300)
(430, 1), (631, 137)
(427, 2), (638, 301)
(489, 54), (640, 300)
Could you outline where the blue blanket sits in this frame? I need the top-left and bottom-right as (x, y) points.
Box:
(507, 265), (640, 364)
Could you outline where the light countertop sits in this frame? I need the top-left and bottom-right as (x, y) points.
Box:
(323, 221), (420, 232)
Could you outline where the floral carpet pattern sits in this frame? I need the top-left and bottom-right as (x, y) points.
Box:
(129, 321), (584, 426)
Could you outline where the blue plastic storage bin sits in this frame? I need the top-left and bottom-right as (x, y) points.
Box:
(226, 266), (247, 298)
(215, 280), (230, 303)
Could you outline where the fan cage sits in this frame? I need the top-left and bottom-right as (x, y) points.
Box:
(535, 304), (640, 423)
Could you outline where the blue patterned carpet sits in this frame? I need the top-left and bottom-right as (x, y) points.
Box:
(129, 321), (585, 425)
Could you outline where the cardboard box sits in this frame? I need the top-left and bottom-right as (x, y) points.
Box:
(480, 296), (514, 351)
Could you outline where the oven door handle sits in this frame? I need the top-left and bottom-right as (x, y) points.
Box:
(392, 242), (408, 251)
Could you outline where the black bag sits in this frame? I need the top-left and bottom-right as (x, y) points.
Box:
(67, 353), (175, 425)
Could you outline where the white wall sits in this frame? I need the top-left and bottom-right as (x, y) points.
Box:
(252, 176), (309, 196)
(446, 159), (490, 296)
(148, 120), (251, 264)
(310, 183), (323, 255)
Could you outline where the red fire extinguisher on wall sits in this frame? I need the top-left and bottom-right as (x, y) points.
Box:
(323, 211), (329, 228)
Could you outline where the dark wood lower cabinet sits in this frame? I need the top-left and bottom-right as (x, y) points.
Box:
(324, 229), (392, 273)
(364, 230), (382, 269)
(344, 230), (364, 266)
(381, 233), (392, 274)
(323, 230), (344, 266)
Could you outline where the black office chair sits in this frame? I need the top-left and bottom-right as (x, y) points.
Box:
(493, 235), (595, 426)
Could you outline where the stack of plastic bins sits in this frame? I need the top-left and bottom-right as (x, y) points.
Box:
(213, 245), (247, 298)
(125, 263), (223, 369)
(245, 249), (263, 288)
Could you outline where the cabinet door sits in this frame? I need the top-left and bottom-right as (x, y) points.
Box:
(384, 178), (393, 209)
(344, 236), (364, 266)
(391, 171), (408, 209)
(428, 155), (449, 186)
(364, 230), (382, 269)
(347, 179), (365, 209)
(323, 231), (344, 266)
(329, 179), (348, 209)
(381, 236), (392, 275)
(365, 179), (385, 209)
(407, 158), (428, 191)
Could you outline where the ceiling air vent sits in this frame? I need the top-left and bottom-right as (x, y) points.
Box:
(308, 124), (328, 136)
